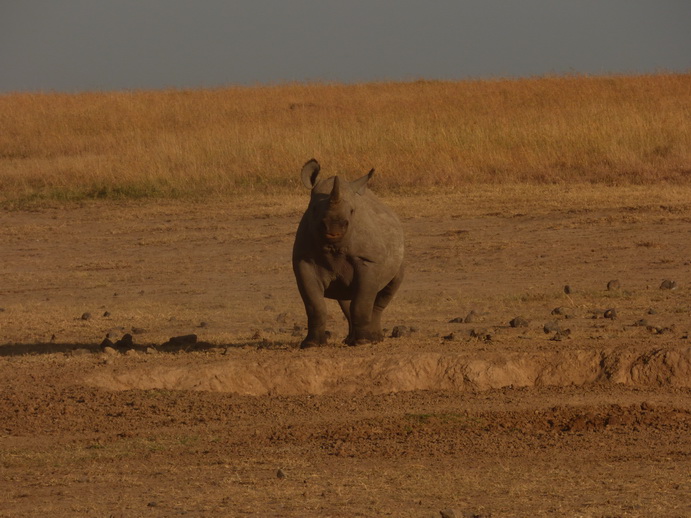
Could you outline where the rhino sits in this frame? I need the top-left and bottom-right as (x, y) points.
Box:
(293, 158), (404, 348)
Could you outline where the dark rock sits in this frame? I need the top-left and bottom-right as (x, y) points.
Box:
(464, 310), (479, 323)
(276, 468), (287, 479)
(660, 279), (678, 290)
(114, 333), (134, 348)
(509, 316), (529, 328)
(276, 312), (288, 323)
(448, 317), (465, 323)
(604, 308), (617, 320)
(100, 337), (115, 349)
(647, 308), (657, 315)
(131, 327), (147, 335)
(633, 319), (649, 327)
(606, 279), (621, 291)
(543, 321), (561, 334)
(550, 329), (571, 341)
(199, 321), (209, 328)
(102, 311), (111, 317)
(551, 306), (574, 318)
(81, 312), (92, 321)
(563, 285), (572, 294)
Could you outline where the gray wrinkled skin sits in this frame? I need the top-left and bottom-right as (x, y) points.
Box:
(293, 159), (405, 348)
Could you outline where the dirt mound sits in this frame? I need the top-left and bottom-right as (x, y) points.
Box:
(86, 346), (691, 395)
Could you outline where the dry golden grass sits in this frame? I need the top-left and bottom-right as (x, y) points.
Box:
(0, 74), (689, 205)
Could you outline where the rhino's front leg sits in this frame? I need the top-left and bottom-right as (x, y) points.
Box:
(294, 261), (329, 348)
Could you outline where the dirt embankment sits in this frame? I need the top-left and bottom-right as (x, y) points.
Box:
(85, 346), (691, 395)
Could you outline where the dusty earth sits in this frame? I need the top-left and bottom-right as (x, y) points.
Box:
(1, 188), (690, 517)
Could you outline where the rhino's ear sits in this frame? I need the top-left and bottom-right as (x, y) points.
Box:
(351, 168), (375, 195)
(301, 158), (321, 189)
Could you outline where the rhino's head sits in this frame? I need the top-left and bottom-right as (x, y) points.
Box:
(300, 158), (374, 245)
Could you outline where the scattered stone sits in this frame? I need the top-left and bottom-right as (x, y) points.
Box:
(606, 279), (621, 291)
(634, 319), (649, 327)
(551, 306), (575, 318)
(102, 346), (118, 356)
(251, 330), (262, 340)
(509, 316), (529, 328)
(563, 285), (572, 295)
(647, 325), (673, 335)
(442, 332), (456, 341)
(660, 279), (678, 290)
(448, 317), (464, 323)
(439, 510), (458, 518)
(199, 321), (209, 328)
(81, 312), (92, 321)
(543, 321), (561, 334)
(550, 329), (571, 341)
(131, 327), (147, 335)
(276, 468), (287, 479)
(103, 311), (111, 317)
(470, 328), (493, 341)
(647, 308), (657, 315)
(604, 308), (617, 320)
(291, 324), (304, 337)
(464, 310), (479, 323)
(390, 325), (416, 338)
(147, 502), (158, 508)
(276, 312), (289, 324)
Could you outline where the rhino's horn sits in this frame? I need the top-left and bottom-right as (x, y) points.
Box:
(301, 158), (321, 189)
(330, 176), (342, 204)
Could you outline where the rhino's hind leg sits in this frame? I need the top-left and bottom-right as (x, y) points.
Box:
(344, 267), (404, 346)
(370, 266), (405, 339)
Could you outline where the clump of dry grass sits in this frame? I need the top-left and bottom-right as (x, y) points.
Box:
(0, 74), (689, 205)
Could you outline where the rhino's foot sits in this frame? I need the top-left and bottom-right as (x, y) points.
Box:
(344, 331), (384, 347)
(300, 338), (327, 349)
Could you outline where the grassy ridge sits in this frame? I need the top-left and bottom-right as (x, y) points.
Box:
(0, 74), (689, 204)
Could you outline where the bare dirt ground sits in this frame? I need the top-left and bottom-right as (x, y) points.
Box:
(1, 188), (690, 517)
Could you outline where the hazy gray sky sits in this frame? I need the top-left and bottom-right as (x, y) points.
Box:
(1, 1), (689, 93)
